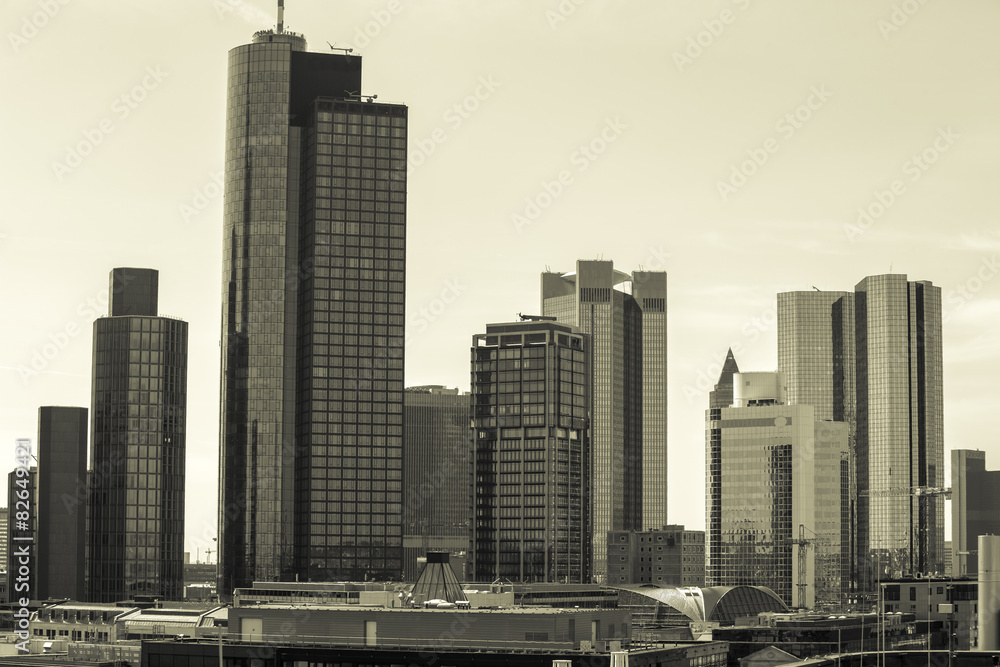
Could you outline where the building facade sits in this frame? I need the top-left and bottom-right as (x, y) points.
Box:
(706, 369), (849, 608)
(88, 268), (187, 602)
(402, 386), (472, 581)
(471, 321), (590, 583)
(951, 450), (1000, 577)
(606, 525), (705, 586)
(777, 275), (944, 590)
(37, 406), (88, 600)
(219, 20), (407, 594)
(6, 465), (36, 602)
(541, 260), (667, 582)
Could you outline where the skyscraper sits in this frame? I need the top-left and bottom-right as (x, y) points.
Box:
(777, 274), (944, 589)
(88, 268), (187, 602)
(402, 386), (471, 581)
(37, 406), (88, 601)
(219, 15), (407, 593)
(541, 260), (667, 582)
(705, 369), (849, 608)
(471, 320), (590, 583)
(951, 450), (1000, 577)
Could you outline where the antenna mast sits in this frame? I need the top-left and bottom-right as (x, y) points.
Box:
(277, 0), (284, 33)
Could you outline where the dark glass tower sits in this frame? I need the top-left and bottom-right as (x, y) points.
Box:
(219, 21), (407, 593)
(471, 321), (591, 583)
(37, 406), (88, 601)
(402, 386), (471, 581)
(88, 268), (187, 602)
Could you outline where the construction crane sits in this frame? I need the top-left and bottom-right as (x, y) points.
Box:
(790, 524), (816, 609)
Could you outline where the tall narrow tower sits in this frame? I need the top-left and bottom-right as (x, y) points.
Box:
(541, 260), (667, 582)
(219, 8), (407, 594)
(88, 268), (187, 602)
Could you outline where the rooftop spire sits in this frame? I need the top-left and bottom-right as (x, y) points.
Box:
(277, 0), (284, 33)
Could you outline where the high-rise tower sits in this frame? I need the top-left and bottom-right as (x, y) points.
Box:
(219, 12), (407, 593)
(88, 268), (187, 602)
(777, 275), (943, 589)
(541, 260), (667, 582)
(470, 320), (591, 583)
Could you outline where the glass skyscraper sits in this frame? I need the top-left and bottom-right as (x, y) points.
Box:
(541, 260), (667, 583)
(705, 369), (849, 608)
(777, 274), (944, 591)
(88, 268), (187, 602)
(219, 23), (407, 593)
(471, 320), (590, 583)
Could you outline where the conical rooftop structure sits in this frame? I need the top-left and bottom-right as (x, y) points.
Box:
(709, 348), (740, 409)
(410, 552), (467, 604)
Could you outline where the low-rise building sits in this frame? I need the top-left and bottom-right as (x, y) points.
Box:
(607, 525), (705, 586)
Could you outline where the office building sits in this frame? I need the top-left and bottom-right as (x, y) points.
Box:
(218, 11), (408, 594)
(88, 268), (187, 602)
(777, 275), (944, 588)
(706, 369), (849, 608)
(606, 525), (705, 586)
(951, 450), (1000, 576)
(471, 320), (590, 583)
(541, 260), (667, 582)
(37, 406), (88, 600)
(402, 386), (471, 581)
(6, 465), (36, 602)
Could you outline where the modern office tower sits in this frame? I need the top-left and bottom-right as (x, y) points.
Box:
(218, 14), (407, 594)
(37, 406), (88, 600)
(6, 465), (36, 602)
(606, 525), (705, 587)
(471, 320), (590, 583)
(402, 386), (472, 581)
(777, 275), (944, 588)
(709, 348), (740, 410)
(952, 450), (1000, 576)
(88, 268), (187, 602)
(706, 370), (849, 608)
(854, 275), (943, 582)
(541, 260), (667, 582)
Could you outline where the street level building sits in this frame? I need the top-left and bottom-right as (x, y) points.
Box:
(471, 320), (590, 583)
(541, 260), (667, 582)
(218, 12), (408, 593)
(606, 525), (705, 586)
(88, 268), (187, 602)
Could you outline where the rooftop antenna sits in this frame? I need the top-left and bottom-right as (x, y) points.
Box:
(277, 0), (284, 33)
(327, 41), (355, 54)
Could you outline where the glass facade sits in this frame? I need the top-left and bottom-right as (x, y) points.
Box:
(705, 373), (849, 608)
(541, 260), (667, 583)
(220, 30), (406, 592)
(89, 303), (187, 602)
(855, 276), (943, 585)
(471, 322), (590, 582)
(951, 450), (1000, 576)
(777, 276), (944, 593)
(402, 387), (471, 581)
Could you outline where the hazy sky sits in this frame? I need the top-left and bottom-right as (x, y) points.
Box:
(1, 0), (998, 564)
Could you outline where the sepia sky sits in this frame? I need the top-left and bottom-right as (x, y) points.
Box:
(1, 0), (998, 562)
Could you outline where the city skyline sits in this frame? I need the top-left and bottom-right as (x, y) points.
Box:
(1, 1), (997, 560)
